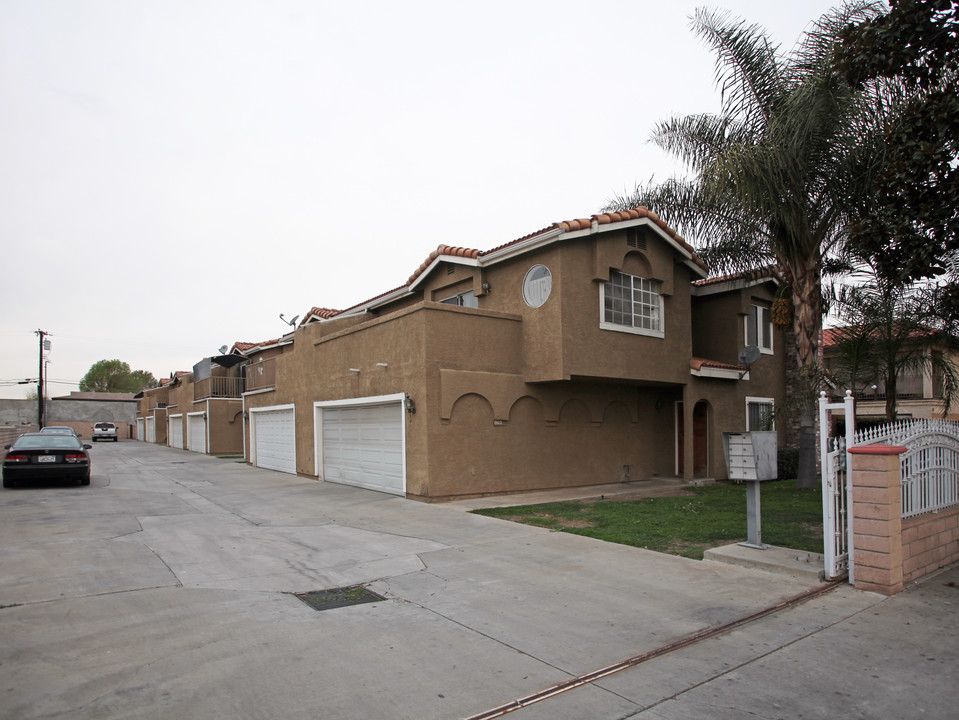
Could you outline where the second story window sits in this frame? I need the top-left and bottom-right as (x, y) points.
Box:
(601, 270), (663, 338)
(746, 304), (773, 353)
(440, 290), (478, 308)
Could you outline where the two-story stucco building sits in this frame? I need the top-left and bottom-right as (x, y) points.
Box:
(238, 206), (787, 501)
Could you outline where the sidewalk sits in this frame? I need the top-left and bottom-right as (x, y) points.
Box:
(1, 442), (955, 719)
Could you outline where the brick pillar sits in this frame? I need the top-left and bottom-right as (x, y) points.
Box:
(849, 445), (906, 595)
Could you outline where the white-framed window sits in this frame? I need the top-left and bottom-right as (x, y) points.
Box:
(746, 304), (773, 353)
(600, 270), (664, 338)
(440, 290), (478, 308)
(745, 397), (775, 431)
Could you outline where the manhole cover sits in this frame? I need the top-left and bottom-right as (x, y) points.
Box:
(294, 585), (386, 612)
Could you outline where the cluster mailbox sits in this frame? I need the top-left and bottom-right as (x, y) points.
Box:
(723, 431), (778, 482)
(723, 431), (778, 548)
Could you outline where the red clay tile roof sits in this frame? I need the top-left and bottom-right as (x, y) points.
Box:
(407, 246), (481, 284)
(691, 357), (746, 372)
(479, 206), (705, 271)
(306, 307), (340, 319)
(333, 206), (708, 318)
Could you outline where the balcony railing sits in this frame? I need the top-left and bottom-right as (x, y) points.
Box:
(245, 359), (276, 392)
(854, 373), (925, 401)
(194, 376), (245, 400)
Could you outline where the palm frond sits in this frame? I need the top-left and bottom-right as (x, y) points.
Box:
(692, 8), (785, 129)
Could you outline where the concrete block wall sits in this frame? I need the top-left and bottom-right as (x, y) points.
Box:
(850, 444), (959, 595)
(902, 506), (959, 583)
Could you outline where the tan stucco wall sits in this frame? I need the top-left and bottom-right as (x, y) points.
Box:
(241, 226), (790, 499)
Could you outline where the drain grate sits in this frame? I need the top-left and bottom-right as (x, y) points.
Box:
(294, 585), (386, 612)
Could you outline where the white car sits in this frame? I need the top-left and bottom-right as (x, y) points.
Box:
(92, 422), (118, 442)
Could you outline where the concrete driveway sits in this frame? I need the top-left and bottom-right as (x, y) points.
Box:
(1, 441), (956, 719)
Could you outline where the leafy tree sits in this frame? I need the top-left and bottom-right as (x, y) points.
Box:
(605, 3), (886, 487)
(835, 0), (959, 282)
(79, 360), (157, 393)
(828, 280), (959, 420)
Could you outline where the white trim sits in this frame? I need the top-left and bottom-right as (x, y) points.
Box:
(408, 256), (481, 292)
(168, 413), (184, 449)
(745, 304), (774, 355)
(692, 275), (778, 297)
(314, 393), (406, 409)
(598, 272), (665, 339)
(745, 396), (776, 431)
(313, 393), (407, 496)
(242, 387), (276, 397)
(249, 403), (296, 473)
(187, 409), (208, 454)
(674, 401), (683, 476)
(691, 365), (744, 380)
(479, 227), (565, 265)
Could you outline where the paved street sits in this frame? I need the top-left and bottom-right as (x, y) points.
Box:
(1, 440), (956, 719)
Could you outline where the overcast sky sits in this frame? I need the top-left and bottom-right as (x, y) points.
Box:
(0, 0), (841, 398)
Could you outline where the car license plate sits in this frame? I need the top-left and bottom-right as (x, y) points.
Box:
(38, 455), (56, 463)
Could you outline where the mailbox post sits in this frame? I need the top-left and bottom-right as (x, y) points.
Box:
(723, 431), (778, 549)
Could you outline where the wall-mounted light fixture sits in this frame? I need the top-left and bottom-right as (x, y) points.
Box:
(405, 395), (416, 415)
(376, 363), (388, 368)
(349, 368), (361, 373)
(482, 282), (491, 293)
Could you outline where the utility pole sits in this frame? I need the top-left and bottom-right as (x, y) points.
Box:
(35, 329), (48, 428)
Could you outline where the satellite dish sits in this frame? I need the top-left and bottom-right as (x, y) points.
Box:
(737, 345), (761, 379)
(738, 345), (761, 366)
(279, 313), (299, 327)
(218, 345), (229, 355)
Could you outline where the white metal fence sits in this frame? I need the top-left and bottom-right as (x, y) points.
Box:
(819, 392), (855, 581)
(854, 419), (959, 519)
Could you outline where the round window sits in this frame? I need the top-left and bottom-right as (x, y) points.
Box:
(522, 265), (552, 308)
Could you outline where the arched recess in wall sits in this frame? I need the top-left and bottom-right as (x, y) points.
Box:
(558, 398), (593, 426)
(448, 392), (495, 425)
(507, 395), (545, 426)
(621, 250), (654, 279)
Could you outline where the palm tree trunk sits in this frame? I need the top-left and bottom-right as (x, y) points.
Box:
(786, 254), (822, 489)
(885, 370), (898, 422)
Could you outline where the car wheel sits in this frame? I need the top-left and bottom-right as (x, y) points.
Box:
(3, 478), (15, 489)
(80, 476), (90, 486)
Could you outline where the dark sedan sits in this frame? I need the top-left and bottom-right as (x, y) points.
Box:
(2, 433), (92, 488)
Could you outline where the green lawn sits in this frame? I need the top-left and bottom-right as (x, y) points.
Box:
(471, 480), (823, 560)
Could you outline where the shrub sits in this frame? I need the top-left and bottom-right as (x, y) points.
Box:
(778, 446), (800, 479)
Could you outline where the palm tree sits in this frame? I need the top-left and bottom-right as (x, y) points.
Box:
(829, 280), (959, 422)
(606, 2), (888, 487)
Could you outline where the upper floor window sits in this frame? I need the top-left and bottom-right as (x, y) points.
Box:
(746, 304), (773, 353)
(440, 290), (478, 308)
(600, 270), (663, 338)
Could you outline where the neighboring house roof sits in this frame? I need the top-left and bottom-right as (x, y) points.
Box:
(335, 205), (708, 318)
(822, 325), (942, 350)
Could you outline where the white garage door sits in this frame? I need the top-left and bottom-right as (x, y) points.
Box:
(145, 417), (156, 443)
(169, 415), (184, 449)
(188, 413), (207, 454)
(321, 401), (404, 496)
(136, 418), (144, 441)
(253, 407), (296, 474)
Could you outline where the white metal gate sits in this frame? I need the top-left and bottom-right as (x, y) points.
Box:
(818, 391), (855, 582)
